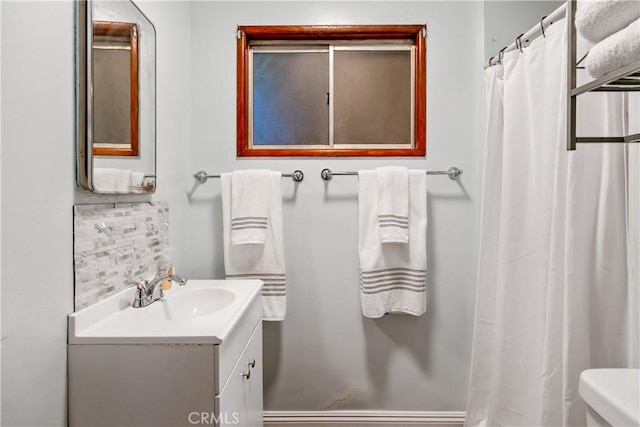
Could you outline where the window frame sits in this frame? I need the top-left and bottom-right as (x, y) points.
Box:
(237, 25), (427, 157)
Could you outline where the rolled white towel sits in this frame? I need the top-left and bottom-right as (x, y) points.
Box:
(584, 18), (640, 78)
(93, 168), (132, 193)
(576, 0), (640, 44)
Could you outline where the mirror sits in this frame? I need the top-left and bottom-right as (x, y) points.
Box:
(75, 0), (156, 194)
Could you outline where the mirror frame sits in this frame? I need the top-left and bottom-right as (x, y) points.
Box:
(75, 0), (157, 194)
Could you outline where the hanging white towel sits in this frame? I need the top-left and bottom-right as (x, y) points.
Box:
(358, 169), (427, 318)
(93, 168), (132, 193)
(575, 0), (640, 44)
(230, 170), (271, 245)
(584, 18), (640, 78)
(376, 166), (409, 244)
(222, 172), (287, 321)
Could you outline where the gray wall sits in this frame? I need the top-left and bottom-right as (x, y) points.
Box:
(187, 1), (484, 411)
(484, 1), (564, 62)
(0, 2), (191, 426)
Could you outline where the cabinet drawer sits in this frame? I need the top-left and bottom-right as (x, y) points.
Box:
(216, 294), (261, 393)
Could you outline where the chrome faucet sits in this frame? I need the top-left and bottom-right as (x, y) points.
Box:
(132, 271), (188, 308)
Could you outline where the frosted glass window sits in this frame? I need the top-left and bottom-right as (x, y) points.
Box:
(237, 25), (426, 157)
(252, 52), (329, 146)
(334, 50), (412, 145)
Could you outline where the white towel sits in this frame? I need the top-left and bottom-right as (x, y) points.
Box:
(222, 172), (287, 321)
(576, 0), (640, 44)
(131, 172), (146, 188)
(230, 170), (271, 245)
(376, 166), (409, 244)
(93, 168), (132, 193)
(584, 18), (640, 78)
(358, 169), (427, 318)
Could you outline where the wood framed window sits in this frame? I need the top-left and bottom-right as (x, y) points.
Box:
(237, 25), (426, 157)
(92, 21), (139, 157)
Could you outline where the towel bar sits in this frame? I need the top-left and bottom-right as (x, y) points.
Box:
(193, 170), (304, 184)
(320, 167), (463, 181)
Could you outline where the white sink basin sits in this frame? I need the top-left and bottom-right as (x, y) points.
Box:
(579, 368), (640, 427)
(68, 279), (262, 345)
(150, 288), (236, 321)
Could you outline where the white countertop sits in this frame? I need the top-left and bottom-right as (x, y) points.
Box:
(68, 279), (262, 345)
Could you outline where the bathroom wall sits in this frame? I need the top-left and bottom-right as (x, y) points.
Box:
(0, 1), (191, 426)
(188, 1), (484, 411)
(483, 1), (564, 61)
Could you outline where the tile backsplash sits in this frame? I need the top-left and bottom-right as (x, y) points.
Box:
(73, 202), (169, 310)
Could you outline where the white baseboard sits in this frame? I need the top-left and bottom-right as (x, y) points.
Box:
(264, 410), (466, 427)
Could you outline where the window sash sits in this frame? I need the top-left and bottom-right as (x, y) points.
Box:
(248, 44), (414, 150)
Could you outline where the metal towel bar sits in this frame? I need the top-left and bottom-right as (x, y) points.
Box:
(193, 170), (304, 184)
(320, 167), (462, 181)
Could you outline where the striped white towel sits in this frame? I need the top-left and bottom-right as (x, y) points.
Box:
(358, 170), (427, 318)
(376, 166), (409, 244)
(222, 172), (287, 321)
(230, 170), (271, 245)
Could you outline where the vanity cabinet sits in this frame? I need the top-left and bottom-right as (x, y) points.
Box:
(68, 285), (263, 427)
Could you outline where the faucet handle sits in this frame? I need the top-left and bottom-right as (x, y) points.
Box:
(132, 281), (148, 308)
(135, 280), (150, 293)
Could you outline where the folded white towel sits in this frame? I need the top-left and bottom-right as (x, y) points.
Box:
(576, 0), (640, 44)
(376, 166), (409, 244)
(358, 169), (427, 318)
(230, 170), (271, 245)
(222, 172), (287, 321)
(585, 18), (640, 78)
(93, 168), (132, 193)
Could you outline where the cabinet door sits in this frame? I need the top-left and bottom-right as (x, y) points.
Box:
(217, 362), (245, 427)
(244, 320), (263, 427)
(217, 320), (263, 427)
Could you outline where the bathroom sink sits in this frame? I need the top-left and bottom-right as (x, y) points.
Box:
(156, 288), (235, 321)
(68, 279), (261, 344)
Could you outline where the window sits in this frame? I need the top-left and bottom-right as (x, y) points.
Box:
(237, 25), (426, 157)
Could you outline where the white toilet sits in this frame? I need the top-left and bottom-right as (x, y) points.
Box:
(579, 369), (640, 427)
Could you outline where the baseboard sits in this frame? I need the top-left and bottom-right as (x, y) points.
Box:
(263, 410), (466, 427)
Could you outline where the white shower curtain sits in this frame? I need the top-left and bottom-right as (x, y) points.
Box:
(466, 20), (630, 427)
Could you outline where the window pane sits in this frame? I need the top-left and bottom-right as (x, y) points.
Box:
(252, 52), (329, 146)
(333, 50), (412, 145)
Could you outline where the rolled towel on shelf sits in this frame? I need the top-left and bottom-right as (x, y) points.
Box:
(584, 18), (640, 78)
(93, 168), (132, 193)
(576, 0), (640, 44)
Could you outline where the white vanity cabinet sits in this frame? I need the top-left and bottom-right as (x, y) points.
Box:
(68, 280), (263, 427)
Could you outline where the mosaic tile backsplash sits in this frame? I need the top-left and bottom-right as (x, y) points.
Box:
(73, 202), (169, 310)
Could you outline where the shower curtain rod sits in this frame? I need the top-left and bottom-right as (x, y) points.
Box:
(486, 2), (567, 68)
